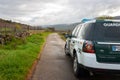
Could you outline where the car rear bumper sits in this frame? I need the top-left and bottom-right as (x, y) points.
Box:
(78, 52), (120, 70)
(79, 64), (120, 74)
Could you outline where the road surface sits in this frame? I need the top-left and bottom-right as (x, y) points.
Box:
(31, 33), (120, 80)
(31, 33), (78, 80)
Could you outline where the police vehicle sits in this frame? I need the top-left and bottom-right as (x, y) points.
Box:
(65, 19), (120, 77)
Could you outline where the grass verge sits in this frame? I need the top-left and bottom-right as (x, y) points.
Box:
(58, 33), (66, 41)
(0, 32), (50, 80)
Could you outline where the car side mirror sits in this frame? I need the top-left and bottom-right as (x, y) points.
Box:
(64, 34), (69, 38)
(64, 34), (72, 38)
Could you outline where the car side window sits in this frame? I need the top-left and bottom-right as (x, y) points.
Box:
(72, 26), (79, 37)
(78, 24), (85, 39)
(78, 23), (94, 40)
(76, 25), (81, 37)
(72, 27), (76, 36)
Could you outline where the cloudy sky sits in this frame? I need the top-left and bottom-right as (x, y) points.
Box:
(0, 0), (120, 25)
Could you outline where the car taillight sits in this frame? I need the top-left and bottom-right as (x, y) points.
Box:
(83, 40), (95, 53)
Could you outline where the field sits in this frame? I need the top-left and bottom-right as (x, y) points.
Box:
(0, 32), (50, 80)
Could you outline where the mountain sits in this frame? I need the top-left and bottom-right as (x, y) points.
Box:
(45, 22), (81, 31)
(114, 16), (120, 19)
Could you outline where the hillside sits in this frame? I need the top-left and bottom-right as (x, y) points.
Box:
(0, 18), (31, 31)
(114, 16), (120, 19)
(46, 22), (81, 31)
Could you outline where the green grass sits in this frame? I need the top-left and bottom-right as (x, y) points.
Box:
(58, 33), (66, 41)
(0, 32), (50, 80)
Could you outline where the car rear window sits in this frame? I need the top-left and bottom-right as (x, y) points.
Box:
(94, 22), (120, 41)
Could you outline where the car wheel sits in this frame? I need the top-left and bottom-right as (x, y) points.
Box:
(73, 54), (80, 77)
(64, 44), (70, 56)
(73, 54), (90, 78)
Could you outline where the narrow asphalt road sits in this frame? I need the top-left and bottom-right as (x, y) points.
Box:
(31, 33), (120, 80)
(31, 33), (78, 80)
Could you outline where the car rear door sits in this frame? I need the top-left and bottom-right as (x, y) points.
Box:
(95, 42), (120, 63)
(94, 22), (120, 63)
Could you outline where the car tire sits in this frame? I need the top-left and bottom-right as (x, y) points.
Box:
(64, 44), (70, 56)
(73, 54), (90, 78)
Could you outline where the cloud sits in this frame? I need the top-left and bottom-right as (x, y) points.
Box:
(0, 0), (120, 25)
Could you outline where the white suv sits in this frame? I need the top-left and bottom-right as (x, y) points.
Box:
(65, 19), (120, 77)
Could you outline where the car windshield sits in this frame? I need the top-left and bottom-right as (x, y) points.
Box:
(94, 22), (120, 42)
